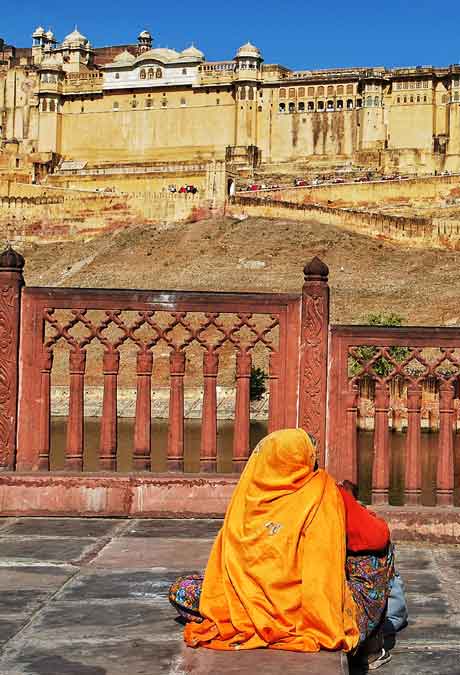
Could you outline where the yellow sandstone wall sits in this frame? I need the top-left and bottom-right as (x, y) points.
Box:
(246, 174), (460, 208)
(58, 90), (236, 163)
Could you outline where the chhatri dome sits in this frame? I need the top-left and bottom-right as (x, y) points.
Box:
(138, 30), (152, 39)
(45, 29), (55, 41)
(32, 26), (45, 38)
(62, 28), (89, 47)
(235, 41), (262, 59)
(180, 45), (204, 60)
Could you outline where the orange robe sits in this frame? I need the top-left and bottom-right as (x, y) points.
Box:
(184, 428), (359, 652)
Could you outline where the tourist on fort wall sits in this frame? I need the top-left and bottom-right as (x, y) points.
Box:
(169, 429), (394, 670)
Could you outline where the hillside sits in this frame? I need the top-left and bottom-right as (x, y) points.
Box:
(12, 215), (460, 326)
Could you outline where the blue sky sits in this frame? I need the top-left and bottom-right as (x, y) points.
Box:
(3, 0), (459, 71)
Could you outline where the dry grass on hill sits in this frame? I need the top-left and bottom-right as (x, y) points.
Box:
(15, 215), (460, 326)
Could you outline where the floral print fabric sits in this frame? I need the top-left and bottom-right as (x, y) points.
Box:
(346, 544), (395, 643)
(168, 574), (204, 623)
(169, 545), (394, 643)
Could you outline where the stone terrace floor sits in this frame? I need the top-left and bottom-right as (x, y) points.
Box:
(0, 518), (458, 674)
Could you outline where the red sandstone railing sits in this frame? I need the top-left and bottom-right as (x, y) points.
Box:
(327, 326), (460, 506)
(0, 248), (328, 476)
(0, 246), (457, 508)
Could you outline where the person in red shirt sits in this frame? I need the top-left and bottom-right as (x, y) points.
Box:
(338, 479), (394, 671)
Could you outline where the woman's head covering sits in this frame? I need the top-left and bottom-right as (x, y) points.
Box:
(185, 428), (359, 652)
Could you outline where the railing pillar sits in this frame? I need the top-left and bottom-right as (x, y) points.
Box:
(0, 246), (24, 471)
(344, 382), (359, 485)
(233, 351), (252, 473)
(133, 350), (153, 471)
(65, 348), (86, 471)
(437, 381), (454, 506)
(99, 350), (120, 471)
(404, 384), (422, 505)
(38, 349), (53, 471)
(200, 351), (219, 472)
(268, 351), (281, 433)
(167, 350), (186, 472)
(372, 381), (390, 505)
(299, 257), (329, 466)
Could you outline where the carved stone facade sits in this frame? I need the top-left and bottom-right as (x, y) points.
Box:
(2, 27), (460, 181)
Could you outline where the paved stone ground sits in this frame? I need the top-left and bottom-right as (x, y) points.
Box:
(0, 518), (458, 675)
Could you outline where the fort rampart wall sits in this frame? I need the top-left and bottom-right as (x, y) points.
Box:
(242, 174), (460, 207)
(229, 196), (460, 249)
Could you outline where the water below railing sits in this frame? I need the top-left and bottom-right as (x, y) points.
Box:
(48, 420), (460, 507)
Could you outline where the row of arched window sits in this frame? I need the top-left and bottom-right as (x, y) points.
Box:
(395, 95), (429, 104)
(41, 99), (58, 112)
(139, 67), (163, 79)
(41, 73), (58, 83)
(394, 80), (430, 90)
(279, 84), (355, 98)
(279, 99), (362, 113)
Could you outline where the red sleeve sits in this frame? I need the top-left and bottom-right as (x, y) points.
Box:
(338, 486), (390, 553)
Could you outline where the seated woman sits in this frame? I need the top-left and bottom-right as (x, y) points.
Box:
(169, 429), (393, 669)
(337, 481), (395, 669)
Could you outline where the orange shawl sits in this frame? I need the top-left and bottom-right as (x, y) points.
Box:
(184, 428), (359, 652)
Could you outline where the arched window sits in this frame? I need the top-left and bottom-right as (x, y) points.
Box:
(317, 86), (324, 96)
(416, 95), (420, 103)
(396, 97), (401, 104)
(410, 96), (414, 103)
(346, 84), (353, 94)
(42, 99), (47, 112)
(336, 99), (343, 109)
(327, 85), (334, 96)
(182, 68), (187, 75)
(279, 88), (286, 98)
(404, 96), (407, 103)
(298, 87), (305, 97)
(308, 86), (315, 96)
(279, 102), (286, 112)
(156, 68), (162, 78)
(374, 96), (379, 106)
(423, 95), (427, 102)
(366, 96), (373, 106)
(327, 99), (334, 110)
(148, 68), (154, 79)
(115, 73), (120, 79)
(307, 101), (314, 111)
(248, 87), (254, 100)
(113, 101), (119, 110)
(289, 88), (295, 98)
(240, 87), (246, 100)
(288, 101), (295, 113)
(317, 100), (324, 111)
(140, 69), (146, 79)
(49, 100), (55, 112)
(180, 97), (186, 106)
(346, 99), (353, 109)
(131, 99), (137, 108)
(298, 101), (305, 111)
(337, 85), (344, 95)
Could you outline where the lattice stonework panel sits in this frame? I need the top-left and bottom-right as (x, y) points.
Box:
(38, 308), (280, 473)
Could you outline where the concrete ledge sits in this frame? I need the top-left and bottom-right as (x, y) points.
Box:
(0, 474), (459, 543)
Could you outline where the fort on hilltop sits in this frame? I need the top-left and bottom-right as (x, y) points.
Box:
(1, 27), (460, 195)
